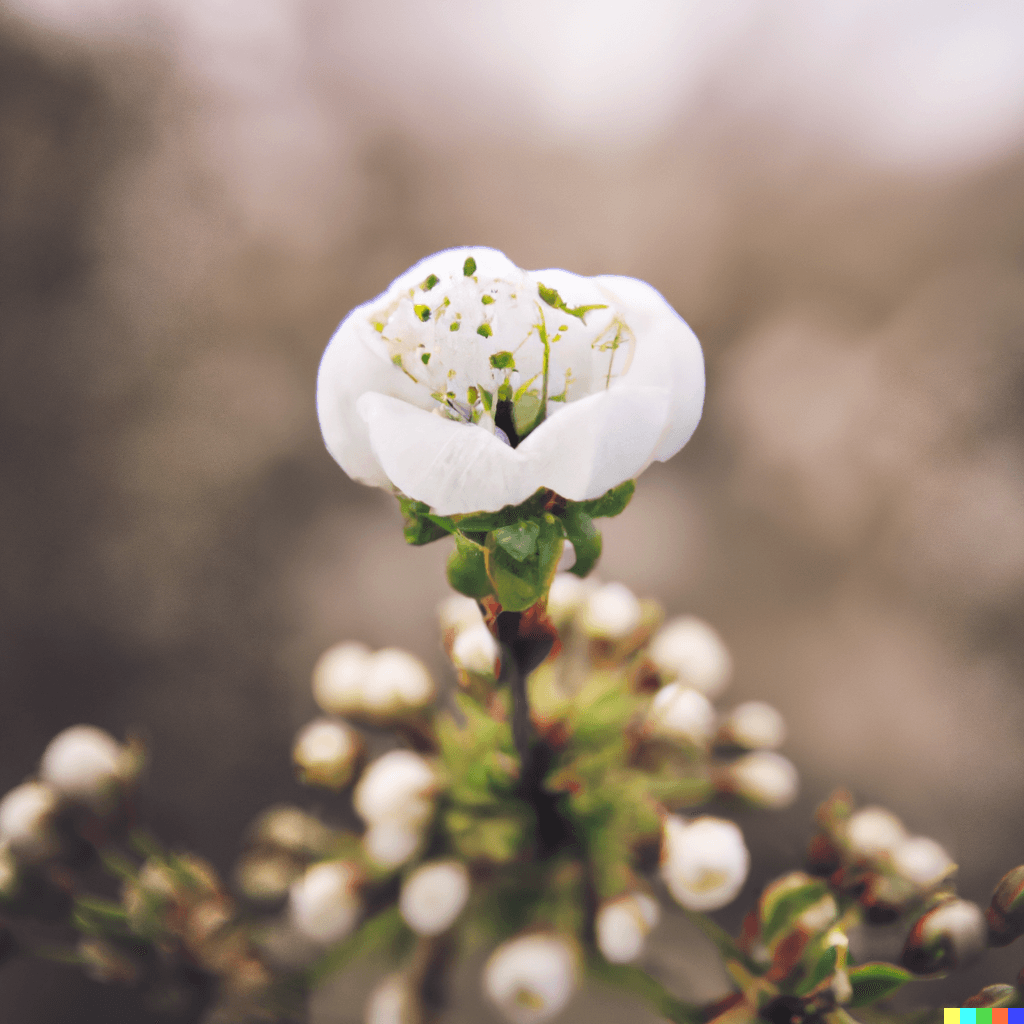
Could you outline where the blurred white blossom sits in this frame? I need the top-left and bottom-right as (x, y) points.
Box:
(482, 933), (578, 1024)
(661, 815), (749, 912)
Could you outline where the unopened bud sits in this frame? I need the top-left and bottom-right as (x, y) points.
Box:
(595, 892), (660, 964)
(987, 864), (1024, 946)
(292, 718), (363, 790)
(844, 806), (906, 861)
(288, 861), (360, 944)
(39, 725), (127, 808)
(718, 701), (786, 750)
(483, 932), (578, 1024)
(250, 805), (334, 859)
(546, 574), (592, 629)
(312, 641), (372, 717)
(399, 859), (470, 936)
(661, 815), (749, 912)
(902, 898), (987, 974)
(361, 649), (436, 722)
(438, 594), (485, 637)
(963, 984), (1018, 1008)
(648, 683), (716, 746)
(353, 751), (438, 826)
(0, 782), (60, 861)
(579, 583), (642, 640)
(363, 817), (425, 870)
(725, 751), (799, 809)
(235, 850), (300, 903)
(451, 623), (500, 677)
(891, 836), (956, 891)
(365, 973), (420, 1024)
(648, 616), (732, 698)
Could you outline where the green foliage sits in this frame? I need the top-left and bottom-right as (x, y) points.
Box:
(398, 497), (454, 546)
(560, 504), (601, 578)
(446, 533), (491, 598)
(577, 479), (635, 519)
(760, 878), (830, 946)
(847, 963), (913, 1008)
(485, 515), (562, 611)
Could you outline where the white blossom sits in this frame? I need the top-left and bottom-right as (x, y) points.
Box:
(0, 782), (60, 861)
(579, 582), (642, 640)
(482, 933), (578, 1024)
(318, 248), (704, 515)
(719, 701), (787, 750)
(365, 974), (419, 1024)
(451, 622), (499, 677)
(39, 725), (125, 806)
(288, 861), (360, 944)
(545, 573), (592, 628)
(362, 817), (425, 870)
(648, 616), (732, 697)
(892, 836), (956, 889)
(438, 594), (485, 636)
(292, 718), (362, 790)
(312, 641), (372, 717)
(399, 860), (471, 936)
(727, 751), (800, 809)
(595, 892), (660, 964)
(648, 683), (716, 745)
(361, 649), (436, 720)
(353, 750), (438, 825)
(661, 815), (749, 912)
(844, 806), (907, 860)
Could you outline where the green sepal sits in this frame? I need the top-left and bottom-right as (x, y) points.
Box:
(577, 480), (635, 519)
(447, 533), (492, 598)
(492, 520), (541, 562)
(846, 963), (913, 1008)
(560, 504), (601, 577)
(454, 489), (551, 533)
(484, 515), (564, 612)
(398, 497), (455, 546)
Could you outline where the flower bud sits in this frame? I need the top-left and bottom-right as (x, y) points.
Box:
(0, 782), (60, 861)
(843, 806), (906, 861)
(78, 936), (141, 984)
(312, 641), (372, 717)
(292, 718), (363, 790)
(661, 815), (749, 912)
(718, 701), (786, 750)
(438, 594), (485, 637)
(365, 973), (420, 1024)
(546, 574), (592, 629)
(361, 649), (436, 722)
(647, 683), (716, 746)
(902, 898), (987, 974)
(234, 850), (300, 903)
(963, 984), (1018, 1009)
(595, 892), (660, 964)
(39, 725), (127, 808)
(288, 861), (361, 944)
(891, 836), (956, 891)
(987, 864), (1024, 946)
(250, 805), (335, 859)
(399, 860), (471, 936)
(363, 817), (425, 870)
(451, 623), (500, 678)
(724, 751), (799, 809)
(354, 751), (438, 826)
(648, 616), (732, 698)
(579, 583), (642, 640)
(482, 932), (578, 1024)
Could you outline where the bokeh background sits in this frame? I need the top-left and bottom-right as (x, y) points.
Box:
(1, 0), (1023, 1019)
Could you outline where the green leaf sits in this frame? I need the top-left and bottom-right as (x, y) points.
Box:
(847, 963), (913, 1008)
(492, 520), (541, 562)
(485, 515), (564, 611)
(760, 879), (830, 946)
(560, 505), (601, 577)
(72, 896), (131, 938)
(447, 533), (492, 598)
(463, 256), (477, 276)
(587, 957), (703, 1024)
(577, 480), (635, 520)
(398, 497), (454, 546)
(794, 943), (838, 996)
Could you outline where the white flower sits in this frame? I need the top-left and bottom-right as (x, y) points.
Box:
(726, 751), (800, 809)
(844, 806), (907, 861)
(288, 861), (360, 944)
(451, 622), (499, 677)
(661, 815), (750, 912)
(0, 782), (60, 861)
(318, 248), (704, 515)
(353, 750), (438, 825)
(719, 701), (786, 750)
(362, 817), (425, 870)
(365, 974), (419, 1024)
(362, 649), (436, 720)
(545, 573), (592, 628)
(292, 718), (362, 790)
(39, 725), (125, 806)
(312, 641), (372, 717)
(482, 933), (578, 1024)
(595, 893), (660, 964)
(250, 805), (334, 858)
(399, 860), (471, 936)
(438, 594), (485, 636)
(892, 836), (956, 889)
(648, 683), (716, 745)
(648, 616), (732, 697)
(579, 582), (642, 640)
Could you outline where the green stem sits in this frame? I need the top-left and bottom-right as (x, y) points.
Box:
(587, 956), (703, 1024)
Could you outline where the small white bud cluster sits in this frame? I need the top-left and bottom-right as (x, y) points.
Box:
(718, 700), (787, 750)
(292, 717), (363, 790)
(594, 892), (660, 964)
(313, 642), (435, 724)
(649, 616), (732, 697)
(40, 725), (131, 808)
(647, 683), (716, 745)
(579, 582), (642, 641)
(482, 932), (578, 1024)
(0, 782), (59, 862)
(660, 814), (750, 912)
(354, 750), (438, 869)
(398, 859), (471, 936)
(288, 860), (361, 945)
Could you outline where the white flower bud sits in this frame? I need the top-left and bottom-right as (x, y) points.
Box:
(365, 973), (419, 1024)
(719, 701), (786, 749)
(797, 893), (838, 934)
(648, 683), (716, 745)
(903, 897), (987, 973)
(451, 623), (500, 677)
(438, 594), (484, 637)
(292, 717), (362, 790)
(361, 649), (436, 721)
(362, 817), (425, 870)
(288, 861), (360, 944)
(39, 725), (125, 806)
(483, 933), (578, 1024)
(726, 751), (799, 809)
(0, 782), (60, 861)
(579, 583), (642, 640)
(595, 892), (660, 964)
(546, 573), (592, 628)
(0, 843), (18, 900)
(354, 750), (438, 825)
(844, 806), (907, 861)
(235, 850), (300, 903)
(312, 641), (371, 717)
(649, 616), (732, 697)
(399, 860), (471, 936)
(892, 836), (956, 890)
(661, 815), (749, 912)
(251, 805), (334, 858)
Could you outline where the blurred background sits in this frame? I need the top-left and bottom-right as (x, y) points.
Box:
(1, 0), (1023, 1019)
